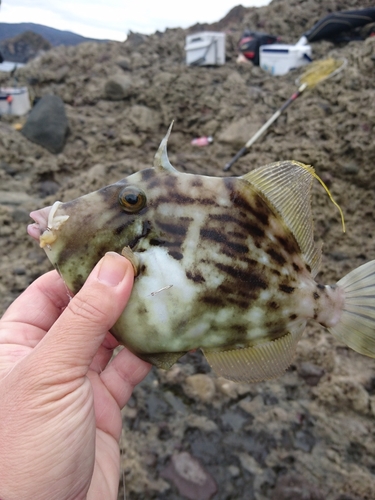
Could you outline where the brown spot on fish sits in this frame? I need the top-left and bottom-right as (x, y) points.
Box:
(289, 313), (297, 320)
(313, 292), (320, 300)
(268, 301), (279, 310)
(186, 270), (205, 283)
(169, 250), (183, 260)
(140, 168), (155, 181)
(279, 284), (295, 294)
(191, 177), (203, 187)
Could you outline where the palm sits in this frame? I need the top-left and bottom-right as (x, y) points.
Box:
(0, 270), (150, 500)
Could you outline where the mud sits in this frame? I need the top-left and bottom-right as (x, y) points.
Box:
(0, 0), (374, 498)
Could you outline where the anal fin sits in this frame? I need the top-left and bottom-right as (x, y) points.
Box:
(202, 331), (303, 383)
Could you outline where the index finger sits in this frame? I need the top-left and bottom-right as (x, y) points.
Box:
(0, 271), (71, 345)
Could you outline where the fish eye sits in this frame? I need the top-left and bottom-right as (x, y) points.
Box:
(118, 186), (147, 213)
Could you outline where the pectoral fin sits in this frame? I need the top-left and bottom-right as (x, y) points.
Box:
(202, 331), (302, 383)
(121, 246), (140, 276)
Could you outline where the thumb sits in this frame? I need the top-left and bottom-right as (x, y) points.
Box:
(34, 252), (134, 378)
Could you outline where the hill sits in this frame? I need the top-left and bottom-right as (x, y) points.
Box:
(0, 30), (51, 63)
(0, 22), (110, 48)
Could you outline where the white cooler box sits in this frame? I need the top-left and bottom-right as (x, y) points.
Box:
(259, 44), (312, 75)
(185, 32), (225, 66)
(0, 87), (31, 116)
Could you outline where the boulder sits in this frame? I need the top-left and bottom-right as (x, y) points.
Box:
(21, 95), (69, 154)
(104, 74), (132, 100)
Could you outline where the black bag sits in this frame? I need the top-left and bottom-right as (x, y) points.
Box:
(304, 8), (375, 42)
(238, 31), (279, 66)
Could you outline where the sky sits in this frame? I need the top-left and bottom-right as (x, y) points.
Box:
(0, 0), (271, 42)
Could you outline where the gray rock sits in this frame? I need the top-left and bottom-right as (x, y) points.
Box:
(21, 95), (69, 154)
(104, 74), (132, 100)
(272, 473), (325, 500)
(11, 207), (31, 223)
(0, 191), (38, 206)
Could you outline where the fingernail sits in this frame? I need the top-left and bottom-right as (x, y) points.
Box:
(97, 252), (129, 287)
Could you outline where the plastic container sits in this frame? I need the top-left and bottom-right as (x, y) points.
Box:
(259, 43), (312, 75)
(0, 87), (31, 116)
(185, 32), (225, 66)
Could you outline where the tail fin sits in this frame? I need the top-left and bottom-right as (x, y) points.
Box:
(329, 260), (375, 357)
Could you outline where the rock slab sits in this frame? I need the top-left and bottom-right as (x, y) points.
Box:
(21, 94), (69, 153)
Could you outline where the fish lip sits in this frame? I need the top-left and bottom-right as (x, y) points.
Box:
(27, 206), (51, 242)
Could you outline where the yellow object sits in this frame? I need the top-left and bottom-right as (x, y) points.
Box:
(13, 123), (23, 131)
(299, 57), (346, 89)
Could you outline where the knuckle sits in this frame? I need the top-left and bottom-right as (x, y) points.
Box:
(67, 292), (109, 325)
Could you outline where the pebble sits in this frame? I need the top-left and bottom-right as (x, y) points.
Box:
(342, 162), (359, 175)
(185, 414), (218, 433)
(271, 473), (325, 500)
(215, 377), (251, 399)
(297, 361), (325, 386)
(183, 374), (216, 403)
(238, 394), (264, 415)
(161, 451), (217, 500)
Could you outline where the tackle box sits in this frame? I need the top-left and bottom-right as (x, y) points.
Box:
(185, 31), (226, 66)
(0, 87), (31, 116)
(259, 43), (312, 75)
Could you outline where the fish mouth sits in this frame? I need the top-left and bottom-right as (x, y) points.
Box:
(27, 202), (70, 247)
(27, 205), (51, 242)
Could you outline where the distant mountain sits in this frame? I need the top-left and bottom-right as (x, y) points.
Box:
(0, 30), (52, 63)
(0, 22), (111, 48)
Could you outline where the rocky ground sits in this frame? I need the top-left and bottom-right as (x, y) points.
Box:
(0, 0), (375, 498)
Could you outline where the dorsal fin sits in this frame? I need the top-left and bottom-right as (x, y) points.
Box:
(202, 327), (304, 383)
(153, 122), (177, 172)
(242, 160), (322, 277)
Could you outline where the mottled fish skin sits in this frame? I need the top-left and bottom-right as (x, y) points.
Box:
(28, 127), (375, 382)
(39, 168), (338, 355)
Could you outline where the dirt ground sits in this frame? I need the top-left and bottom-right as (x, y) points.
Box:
(0, 0), (375, 498)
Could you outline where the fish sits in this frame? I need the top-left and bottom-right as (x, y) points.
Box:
(27, 125), (375, 383)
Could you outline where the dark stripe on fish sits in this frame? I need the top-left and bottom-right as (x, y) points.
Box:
(158, 221), (190, 237)
(155, 194), (216, 206)
(225, 179), (270, 227)
(268, 248), (286, 266)
(216, 262), (268, 289)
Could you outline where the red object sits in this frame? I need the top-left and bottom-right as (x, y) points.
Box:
(191, 136), (213, 147)
(6, 95), (13, 104)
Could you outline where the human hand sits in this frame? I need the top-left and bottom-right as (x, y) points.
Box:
(0, 252), (151, 500)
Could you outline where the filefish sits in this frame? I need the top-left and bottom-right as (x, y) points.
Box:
(27, 126), (375, 383)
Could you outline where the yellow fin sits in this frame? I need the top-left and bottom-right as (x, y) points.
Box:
(329, 260), (375, 358)
(202, 330), (303, 383)
(243, 161), (324, 276)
